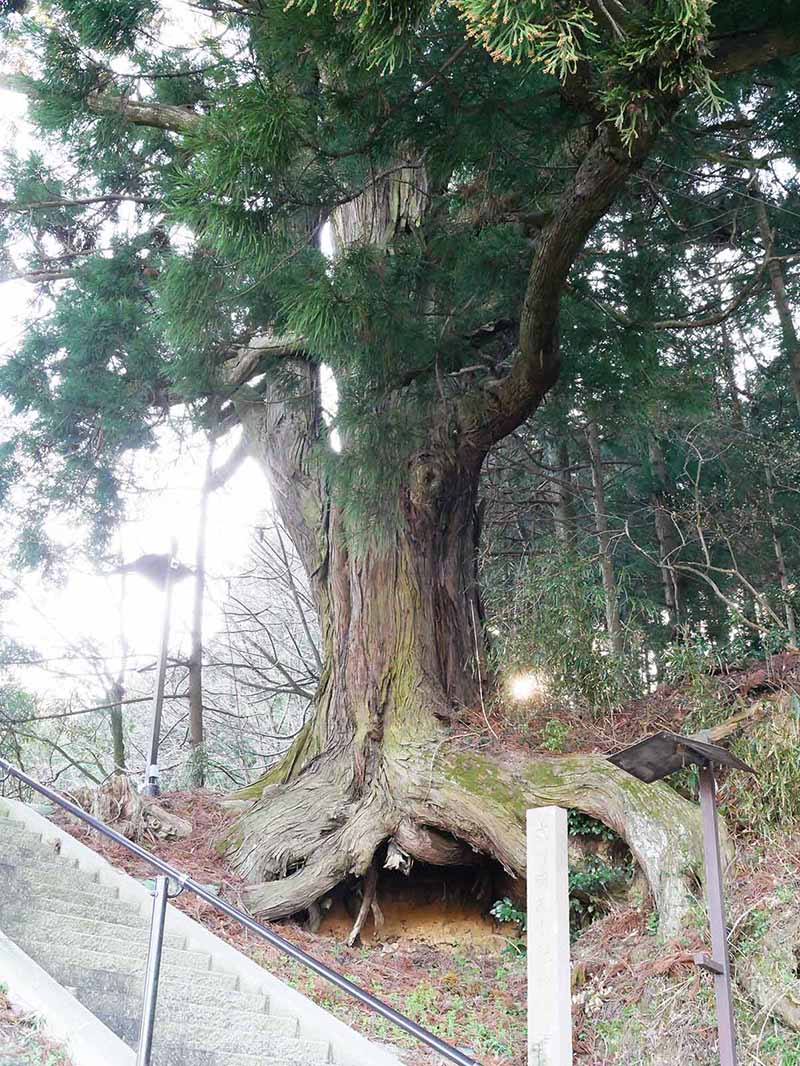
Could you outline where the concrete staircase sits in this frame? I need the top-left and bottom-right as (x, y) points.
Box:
(0, 799), (403, 1066)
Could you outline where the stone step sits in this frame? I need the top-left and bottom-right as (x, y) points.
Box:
(149, 1046), (331, 1066)
(0, 910), (187, 950)
(95, 1001), (297, 1043)
(0, 840), (80, 871)
(75, 980), (269, 1021)
(0, 817), (46, 846)
(215, 1055), (332, 1066)
(1, 889), (143, 923)
(16, 937), (214, 984)
(1, 863), (119, 900)
(52, 961), (241, 999)
(110, 1013), (331, 1062)
(159, 1000), (297, 1035)
(18, 931), (212, 972)
(0, 827), (73, 860)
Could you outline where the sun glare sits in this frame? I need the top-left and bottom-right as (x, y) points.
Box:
(509, 671), (546, 702)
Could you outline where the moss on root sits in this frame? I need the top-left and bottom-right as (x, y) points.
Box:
(227, 720), (318, 803)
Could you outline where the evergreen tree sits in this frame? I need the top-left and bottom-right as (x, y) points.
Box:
(1, 0), (800, 933)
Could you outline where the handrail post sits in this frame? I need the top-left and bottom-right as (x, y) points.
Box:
(137, 876), (169, 1066)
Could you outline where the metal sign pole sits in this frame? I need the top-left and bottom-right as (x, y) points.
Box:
(609, 732), (752, 1066)
(143, 540), (177, 797)
(698, 762), (738, 1066)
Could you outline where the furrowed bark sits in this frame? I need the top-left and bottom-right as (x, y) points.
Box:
(330, 156), (429, 253)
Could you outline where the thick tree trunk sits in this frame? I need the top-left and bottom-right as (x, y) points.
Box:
(223, 397), (707, 936)
(753, 187), (800, 419)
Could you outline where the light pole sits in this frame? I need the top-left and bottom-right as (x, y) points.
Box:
(609, 731), (755, 1066)
(142, 539), (180, 797)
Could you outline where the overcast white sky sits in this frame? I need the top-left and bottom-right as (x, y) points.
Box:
(0, 78), (271, 700)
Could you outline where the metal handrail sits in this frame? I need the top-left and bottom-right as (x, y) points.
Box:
(0, 757), (481, 1066)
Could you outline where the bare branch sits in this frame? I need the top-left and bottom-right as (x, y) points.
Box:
(578, 257), (767, 332)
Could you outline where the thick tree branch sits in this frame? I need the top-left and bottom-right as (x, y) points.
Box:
(223, 332), (304, 388)
(448, 22), (800, 452)
(225, 339), (326, 587)
(0, 267), (73, 284)
(0, 75), (204, 135)
(207, 433), (249, 490)
(85, 91), (203, 133)
(709, 29), (800, 76)
(459, 123), (659, 450)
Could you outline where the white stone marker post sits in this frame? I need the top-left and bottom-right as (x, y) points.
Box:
(527, 806), (573, 1066)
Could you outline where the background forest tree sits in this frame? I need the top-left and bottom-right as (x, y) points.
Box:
(0, 0), (799, 941)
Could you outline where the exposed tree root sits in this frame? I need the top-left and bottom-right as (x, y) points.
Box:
(225, 762), (392, 919)
(223, 739), (711, 937)
(737, 905), (800, 1032)
(70, 775), (191, 841)
(391, 744), (711, 937)
(703, 690), (790, 744)
(347, 861), (381, 946)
